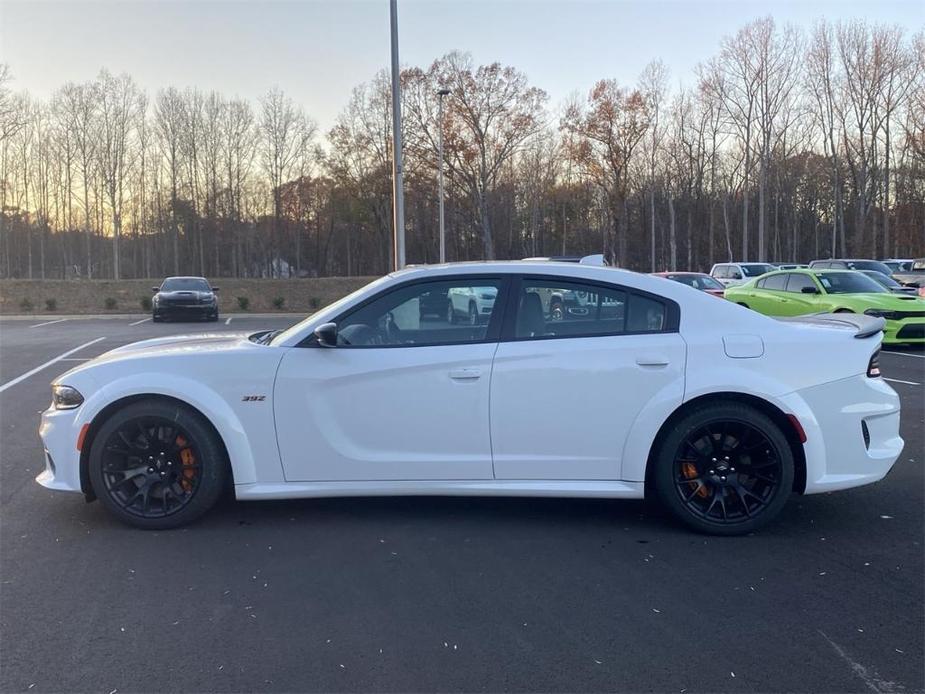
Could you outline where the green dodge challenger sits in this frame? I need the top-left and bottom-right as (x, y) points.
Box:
(725, 268), (925, 345)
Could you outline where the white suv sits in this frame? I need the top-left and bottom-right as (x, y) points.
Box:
(710, 262), (777, 287)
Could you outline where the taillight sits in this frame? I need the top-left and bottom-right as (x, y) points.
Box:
(867, 350), (881, 378)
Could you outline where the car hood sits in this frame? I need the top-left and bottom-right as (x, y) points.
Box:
(833, 293), (925, 310)
(100, 332), (254, 360)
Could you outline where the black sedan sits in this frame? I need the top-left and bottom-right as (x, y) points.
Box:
(152, 276), (219, 322)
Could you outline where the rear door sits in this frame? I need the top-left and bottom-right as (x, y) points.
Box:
(489, 276), (685, 480)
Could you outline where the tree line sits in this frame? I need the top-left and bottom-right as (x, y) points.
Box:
(0, 16), (922, 281)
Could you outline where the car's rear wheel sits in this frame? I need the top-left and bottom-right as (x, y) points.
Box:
(468, 302), (479, 325)
(88, 399), (228, 529)
(653, 403), (794, 535)
(446, 300), (456, 324)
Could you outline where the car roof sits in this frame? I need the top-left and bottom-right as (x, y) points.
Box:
(163, 275), (209, 280)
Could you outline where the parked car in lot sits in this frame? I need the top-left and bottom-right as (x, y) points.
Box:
(882, 259), (913, 273)
(38, 262), (903, 535)
(446, 285), (497, 325)
(152, 276), (219, 322)
(890, 258), (925, 288)
(776, 263), (808, 270)
(725, 268), (925, 345)
(809, 258), (894, 276)
(710, 262), (777, 287)
(860, 270), (922, 296)
(653, 271), (726, 297)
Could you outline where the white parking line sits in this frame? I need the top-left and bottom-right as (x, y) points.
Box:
(0, 337), (106, 394)
(884, 377), (921, 386)
(29, 318), (68, 328)
(129, 317), (151, 326)
(225, 317), (232, 325)
(881, 350), (925, 359)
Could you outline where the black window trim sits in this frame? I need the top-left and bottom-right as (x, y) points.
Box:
(499, 273), (680, 343)
(298, 274), (513, 348)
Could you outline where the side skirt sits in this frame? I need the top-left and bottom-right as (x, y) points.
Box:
(234, 479), (646, 501)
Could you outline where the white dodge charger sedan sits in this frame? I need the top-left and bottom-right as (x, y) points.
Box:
(38, 262), (903, 534)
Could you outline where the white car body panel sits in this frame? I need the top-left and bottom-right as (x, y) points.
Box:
(273, 342), (497, 481)
(490, 332), (685, 479)
(38, 262), (903, 510)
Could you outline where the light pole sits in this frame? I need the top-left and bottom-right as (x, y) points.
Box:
(436, 88), (450, 263)
(389, 0), (405, 270)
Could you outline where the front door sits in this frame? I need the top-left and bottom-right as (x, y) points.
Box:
(273, 277), (508, 481)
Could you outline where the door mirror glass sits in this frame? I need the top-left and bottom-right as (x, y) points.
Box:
(314, 322), (338, 347)
(731, 272), (743, 280)
(151, 286), (159, 292)
(211, 286), (220, 292)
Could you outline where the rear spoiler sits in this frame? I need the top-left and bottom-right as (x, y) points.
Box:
(777, 312), (885, 339)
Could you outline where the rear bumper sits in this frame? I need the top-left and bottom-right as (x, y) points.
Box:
(781, 375), (903, 493)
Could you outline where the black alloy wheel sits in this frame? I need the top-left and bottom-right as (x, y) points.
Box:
(88, 399), (228, 529)
(654, 403), (794, 535)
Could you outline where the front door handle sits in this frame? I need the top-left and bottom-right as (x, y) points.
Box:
(449, 368), (482, 380)
(635, 356), (670, 367)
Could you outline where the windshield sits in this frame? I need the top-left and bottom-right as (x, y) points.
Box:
(844, 260), (893, 275)
(161, 278), (211, 292)
(862, 271), (901, 288)
(667, 274), (724, 290)
(816, 272), (887, 295)
(913, 260), (925, 271)
(268, 275), (391, 346)
(741, 264), (776, 277)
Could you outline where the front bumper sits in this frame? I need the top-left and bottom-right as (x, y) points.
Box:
(882, 317), (925, 344)
(782, 375), (903, 494)
(36, 406), (84, 493)
(154, 304), (217, 320)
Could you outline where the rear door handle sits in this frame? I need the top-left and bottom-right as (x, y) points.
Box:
(635, 356), (670, 367)
(449, 368), (482, 380)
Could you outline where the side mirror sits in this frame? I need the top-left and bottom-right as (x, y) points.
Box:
(732, 273), (742, 280)
(211, 287), (220, 292)
(314, 322), (338, 347)
(151, 286), (159, 293)
(801, 286), (819, 294)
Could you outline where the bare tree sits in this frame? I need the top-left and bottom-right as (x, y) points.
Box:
(431, 52), (547, 259)
(639, 60), (669, 271)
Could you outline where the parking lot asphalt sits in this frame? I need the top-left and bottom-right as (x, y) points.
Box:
(0, 315), (922, 693)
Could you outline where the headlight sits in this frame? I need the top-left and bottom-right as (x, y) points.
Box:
(864, 309), (899, 320)
(52, 385), (84, 410)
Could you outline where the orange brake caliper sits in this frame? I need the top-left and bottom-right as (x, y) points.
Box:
(176, 436), (196, 491)
(682, 462), (708, 498)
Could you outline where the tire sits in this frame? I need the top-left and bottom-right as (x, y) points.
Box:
(446, 300), (456, 325)
(88, 399), (229, 530)
(468, 302), (479, 326)
(209, 313), (219, 322)
(152, 314), (161, 323)
(652, 402), (794, 535)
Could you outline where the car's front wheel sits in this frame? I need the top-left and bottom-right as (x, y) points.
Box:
(653, 403), (794, 535)
(88, 399), (228, 529)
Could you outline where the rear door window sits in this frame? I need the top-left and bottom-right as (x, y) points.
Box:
(762, 274), (788, 290)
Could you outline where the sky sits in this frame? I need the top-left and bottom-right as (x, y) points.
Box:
(1, 0), (922, 134)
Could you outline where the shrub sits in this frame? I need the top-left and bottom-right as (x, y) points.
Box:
(44, 298), (57, 312)
(104, 297), (118, 310)
(19, 298), (33, 312)
(272, 296), (285, 310)
(140, 296), (152, 311)
(236, 296), (250, 311)
(309, 297), (321, 310)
